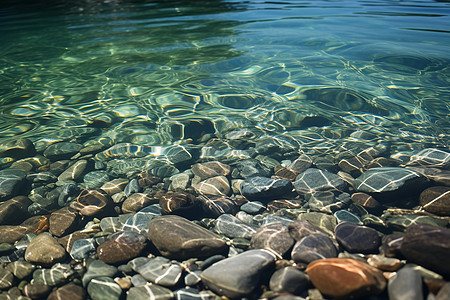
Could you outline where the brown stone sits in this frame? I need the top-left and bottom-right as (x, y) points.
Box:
(0, 195), (32, 225)
(366, 255), (403, 272)
(158, 191), (196, 214)
(71, 189), (114, 217)
(25, 233), (67, 266)
(122, 193), (157, 213)
(193, 176), (230, 196)
(306, 258), (386, 299)
(58, 231), (91, 253)
(47, 283), (87, 300)
(137, 171), (162, 189)
(49, 206), (80, 237)
(97, 231), (147, 264)
(100, 178), (129, 196)
(420, 186), (450, 216)
(274, 166), (298, 181)
(23, 283), (52, 299)
(351, 192), (382, 212)
(191, 161), (231, 180)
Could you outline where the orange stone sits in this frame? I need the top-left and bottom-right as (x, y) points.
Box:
(306, 258), (386, 299)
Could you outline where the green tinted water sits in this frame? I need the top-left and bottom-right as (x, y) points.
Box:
(0, 0), (449, 149)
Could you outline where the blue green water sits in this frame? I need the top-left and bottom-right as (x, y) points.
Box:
(0, 0), (449, 150)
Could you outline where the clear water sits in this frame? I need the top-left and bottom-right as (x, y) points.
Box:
(1, 0), (449, 151)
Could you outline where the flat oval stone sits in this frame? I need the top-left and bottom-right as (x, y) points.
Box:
(23, 283), (52, 299)
(84, 171), (110, 189)
(100, 178), (129, 196)
(0, 168), (28, 200)
(215, 214), (257, 239)
(388, 267), (423, 300)
(293, 168), (347, 195)
(201, 249), (277, 299)
(269, 266), (309, 295)
(297, 212), (337, 236)
(87, 277), (122, 300)
(400, 224), (450, 278)
(49, 206), (80, 237)
(0, 138), (36, 159)
(70, 238), (97, 260)
(306, 258), (386, 299)
(122, 193), (157, 214)
(127, 283), (174, 300)
(33, 263), (74, 286)
(241, 176), (293, 202)
(159, 191), (197, 215)
(291, 233), (338, 264)
(240, 201), (266, 214)
(193, 175), (231, 196)
(147, 215), (228, 260)
(58, 159), (87, 182)
(82, 259), (118, 287)
(48, 283), (87, 300)
(6, 260), (35, 279)
(123, 204), (161, 234)
(250, 222), (295, 258)
(25, 233), (66, 266)
(288, 220), (325, 241)
(129, 256), (182, 286)
(420, 186), (450, 216)
(353, 167), (429, 201)
(0, 195), (32, 225)
(43, 142), (82, 160)
(198, 195), (241, 217)
(191, 161), (231, 180)
(97, 231), (147, 264)
(335, 222), (381, 254)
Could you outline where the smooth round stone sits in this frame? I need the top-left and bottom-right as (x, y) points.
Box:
(400, 224), (450, 278)
(0, 138), (36, 159)
(0, 168), (27, 200)
(23, 283), (52, 299)
(25, 233), (66, 266)
(87, 277), (122, 300)
(379, 233), (404, 258)
(291, 233), (338, 264)
(297, 212), (337, 236)
(70, 238), (97, 260)
(193, 175), (231, 196)
(159, 191), (197, 215)
(99, 216), (124, 234)
(27, 171), (58, 184)
(306, 258), (386, 299)
(293, 168), (347, 195)
(71, 189), (114, 217)
(82, 259), (118, 287)
(6, 261), (35, 279)
(287, 221), (325, 241)
(334, 210), (362, 225)
(241, 176), (293, 202)
(83, 171), (110, 189)
(290, 154), (313, 173)
(0, 195), (32, 225)
(351, 192), (382, 212)
(234, 159), (271, 179)
(0, 269), (14, 289)
(58, 159), (87, 181)
(198, 195), (241, 218)
(33, 263), (74, 286)
(366, 255), (403, 272)
(274, 166), (298, 182)
(388, 267), (423, 300)
(127, 283), (174, 300)
(48, 283), (87, 300)
(43, 142), (82, 160)
(436, 282), (450, 300)
(269, 267), (309, 295)
(122, 193), (156, 214)
(420, 186), (450, 216)
(335, 222), (381, 254)
(236, 211), (256, 226)
(164, 144), (196, 166)
(250, 222), (294, 258)
(129, 256), (182, 286)
(240, 201), (266, 214)
(169, 172), (191, 191)
(175, 288), (213, 300)
(123, 204), (161, 234)
(100, 178), (129, 196)
(191, 161), (231, 180)
(353, 167), (429, 201)
(58, 183), (80, 206)
(58, 231), (91, 254)
(406, 148), (450, 168)
(49, 206), (80, 237)
(201, 249), (277, 299)
(124, 179), (141, 197)
(148, 215), (228, 260)
(97, 231), (147, 264)
(184, 271), (202, 286)
(215, 214), (257, 239)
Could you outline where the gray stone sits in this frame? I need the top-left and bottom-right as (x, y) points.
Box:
(335, 222), (381, 254)
(87, 277), (122, 300)
(0, 138), (36, 159)
(294, 168), (347, 194)
(0, 269), (14, 290)
(233, 159), (271, 179)
(269, 267), (309, 295)
(58, 160), (87, 181)
(0, 168), (27, 200)
(83, 171), (110, 189)
(406, 148), (450, 168)
(82, 259), (118, 287)
(123, 204), (161, 234)
(25, 233), (66, 266)
(129, 256), (182, 286)
(334, 210), (362, 225)
(215, 214), (257, 239)
(43, 142), (82, 160)
(288, 221), (326, 241)
(126, 283), (174, 300)
(241, 176), (293, 202)
(70, 238), (97, 260)
(6, 261), (35, 280)
(33, 263), (74, 286)
(291, 233), (338, 264)
(240, 201), (266, 214)
(201, 249), (277, 298)
(388, 267), (423, 300)
(148, 215), (228, 260)
(124, 179), (141, 197)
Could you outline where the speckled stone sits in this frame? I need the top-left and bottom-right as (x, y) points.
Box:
(306, 258), (386, 299)
(201, 249), (277, 299)
(97, 231), (147, 264)
(148, 215), (228, 260)
(25, 233), (66, 266)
